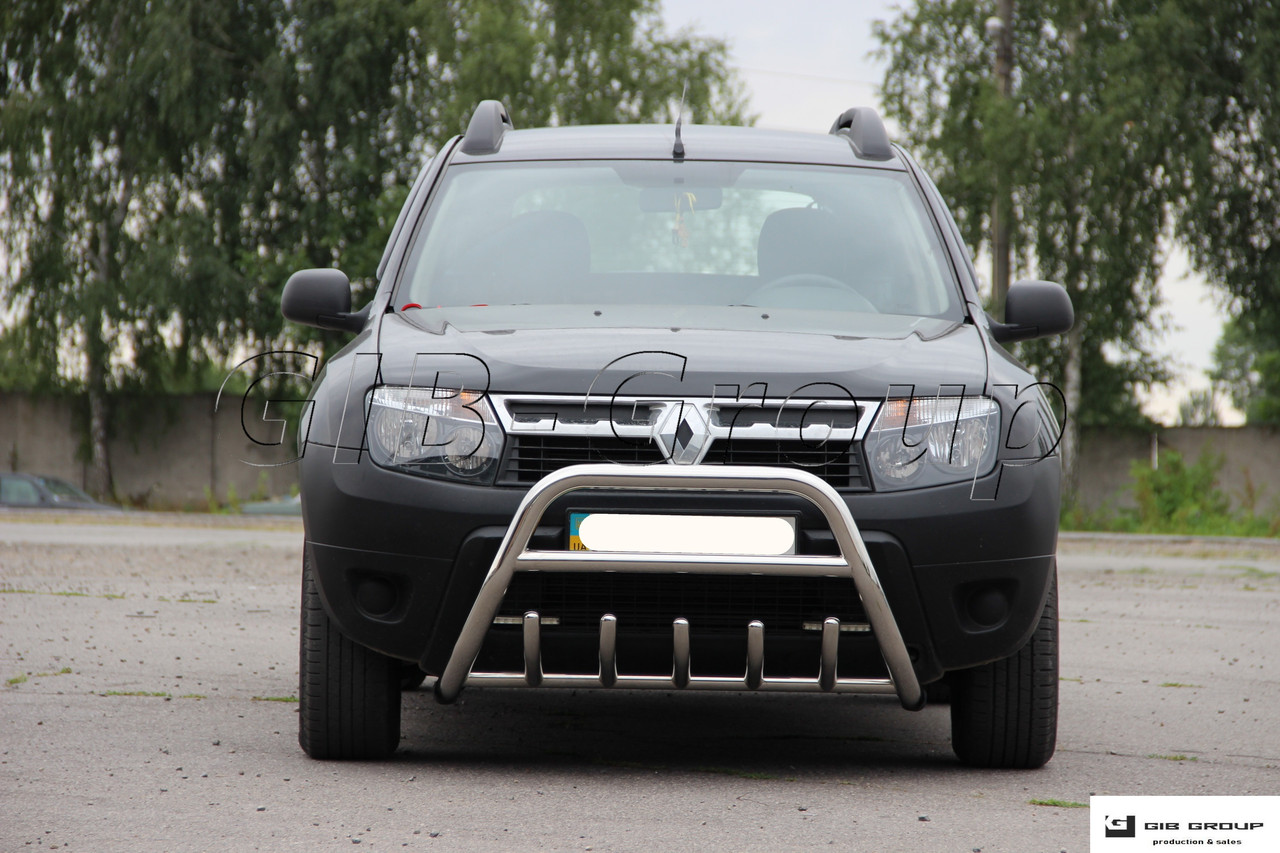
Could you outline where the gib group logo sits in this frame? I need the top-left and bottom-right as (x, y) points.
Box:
(1091, 797), (1278, 850)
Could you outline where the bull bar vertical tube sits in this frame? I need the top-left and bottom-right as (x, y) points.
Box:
(433, 464), (924, 710)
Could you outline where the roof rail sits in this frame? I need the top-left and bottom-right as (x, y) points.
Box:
(461, 100), (514, 155)
(829, 107), (893, 161)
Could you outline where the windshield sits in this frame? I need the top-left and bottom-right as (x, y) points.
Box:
(397, 160), (961, 325)
(38, 476), (95, 503)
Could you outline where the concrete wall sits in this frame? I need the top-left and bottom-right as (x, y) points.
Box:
(0, 391), (301, 508)
(1077, 425), (1280, 515)
(0, 393), (84, 485)
(3, 390), (1279, 513)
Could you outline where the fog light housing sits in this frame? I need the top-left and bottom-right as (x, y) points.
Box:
(354, 576), (398, 619)
(965, 585), (1011, 629)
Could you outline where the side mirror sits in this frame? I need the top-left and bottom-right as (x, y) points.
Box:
(281, 268), (369, 333)
(988, 280), (1074, 344)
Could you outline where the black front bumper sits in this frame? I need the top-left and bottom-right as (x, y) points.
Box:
(300, 447), (1059, 686)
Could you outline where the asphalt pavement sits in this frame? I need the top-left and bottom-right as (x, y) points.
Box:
(2, 513), (1277, 851)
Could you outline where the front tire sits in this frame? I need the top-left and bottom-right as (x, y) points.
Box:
(298, 549), (401, 759)
(949, 566), (1058, 769)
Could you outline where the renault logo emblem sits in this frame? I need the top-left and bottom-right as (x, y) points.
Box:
(654, 402), (710, 465)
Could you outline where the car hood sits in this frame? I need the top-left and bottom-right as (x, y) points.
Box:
(379, 307), (990, 399)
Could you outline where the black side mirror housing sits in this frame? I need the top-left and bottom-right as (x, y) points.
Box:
(988, 280), (1074, 344)
(281, 268), (369, 333)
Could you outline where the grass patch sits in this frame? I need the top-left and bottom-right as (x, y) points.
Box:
(1160, 682), (1202, 689)
(251, 695), (298, 703)
(178, 693), (207, 700)
(1, 587), (123, 599)
(1061, 449), (1280, 538)
(1030, 798), (1088, 808)
(33, 667), (72, 678)
(103, 690), (171, 698)
(1148, 753), (1196, 762)
(1231, 566), (1277, 579)
(7, 674), (28, 685)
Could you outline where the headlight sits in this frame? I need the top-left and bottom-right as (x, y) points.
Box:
(366, 386), (504, 484)
(865, 396), (999, 490)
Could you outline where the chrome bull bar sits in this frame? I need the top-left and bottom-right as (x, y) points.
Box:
(433, 464), (925, 710)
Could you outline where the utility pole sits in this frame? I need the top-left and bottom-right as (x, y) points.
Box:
(985, 0), (1014, 317)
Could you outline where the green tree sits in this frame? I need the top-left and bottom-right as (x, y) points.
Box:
(228, 0), (749, 349)
(1209, 316), (1280, 425)
(876, 0), (1172, 504)
(1176, 389), (1221, 427)
(1, 0), (746, 497)
(0, 1), (271, 494)
(1137, 1), (1280, 346)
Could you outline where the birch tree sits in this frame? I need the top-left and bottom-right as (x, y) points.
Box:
(1, 0), (745, 497)
(876, 0), (1172, 504)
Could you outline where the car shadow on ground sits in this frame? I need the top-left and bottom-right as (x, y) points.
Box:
(394, 686), (959, 774)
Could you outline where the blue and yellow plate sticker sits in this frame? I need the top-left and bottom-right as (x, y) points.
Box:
(568, 512), (589, 550)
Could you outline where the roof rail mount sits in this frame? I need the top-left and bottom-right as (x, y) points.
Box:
(829, 107), (893, 161)
(461, 100), (515, 155)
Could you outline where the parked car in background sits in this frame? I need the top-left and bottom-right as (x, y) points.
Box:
(0, 473), (120, 510)
(240, 494), (303, 516)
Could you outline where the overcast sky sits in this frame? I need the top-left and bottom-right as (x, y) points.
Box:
(660, 0), (1236, 424)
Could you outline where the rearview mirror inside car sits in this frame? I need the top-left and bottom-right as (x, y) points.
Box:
(636, 185), (724, 212)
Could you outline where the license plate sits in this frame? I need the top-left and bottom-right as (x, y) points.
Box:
(568, 512), (796, 556)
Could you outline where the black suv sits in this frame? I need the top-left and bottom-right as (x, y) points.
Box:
(283, 101), (1073, 768)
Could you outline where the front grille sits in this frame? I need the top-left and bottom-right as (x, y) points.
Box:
(496, 572), (867, 635)
(498, 435), (871, 489)
(704, 439), (870, 490)
(497, 436), (666, 485)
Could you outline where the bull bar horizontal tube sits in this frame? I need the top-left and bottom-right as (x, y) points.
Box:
(433, 464), (924, 710)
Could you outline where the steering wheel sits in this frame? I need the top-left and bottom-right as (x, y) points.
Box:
(749, 273), (879, 313)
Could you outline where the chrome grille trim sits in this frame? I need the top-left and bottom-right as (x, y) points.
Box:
(492, 394), (877, 488)
(492, 395), (879, 443)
